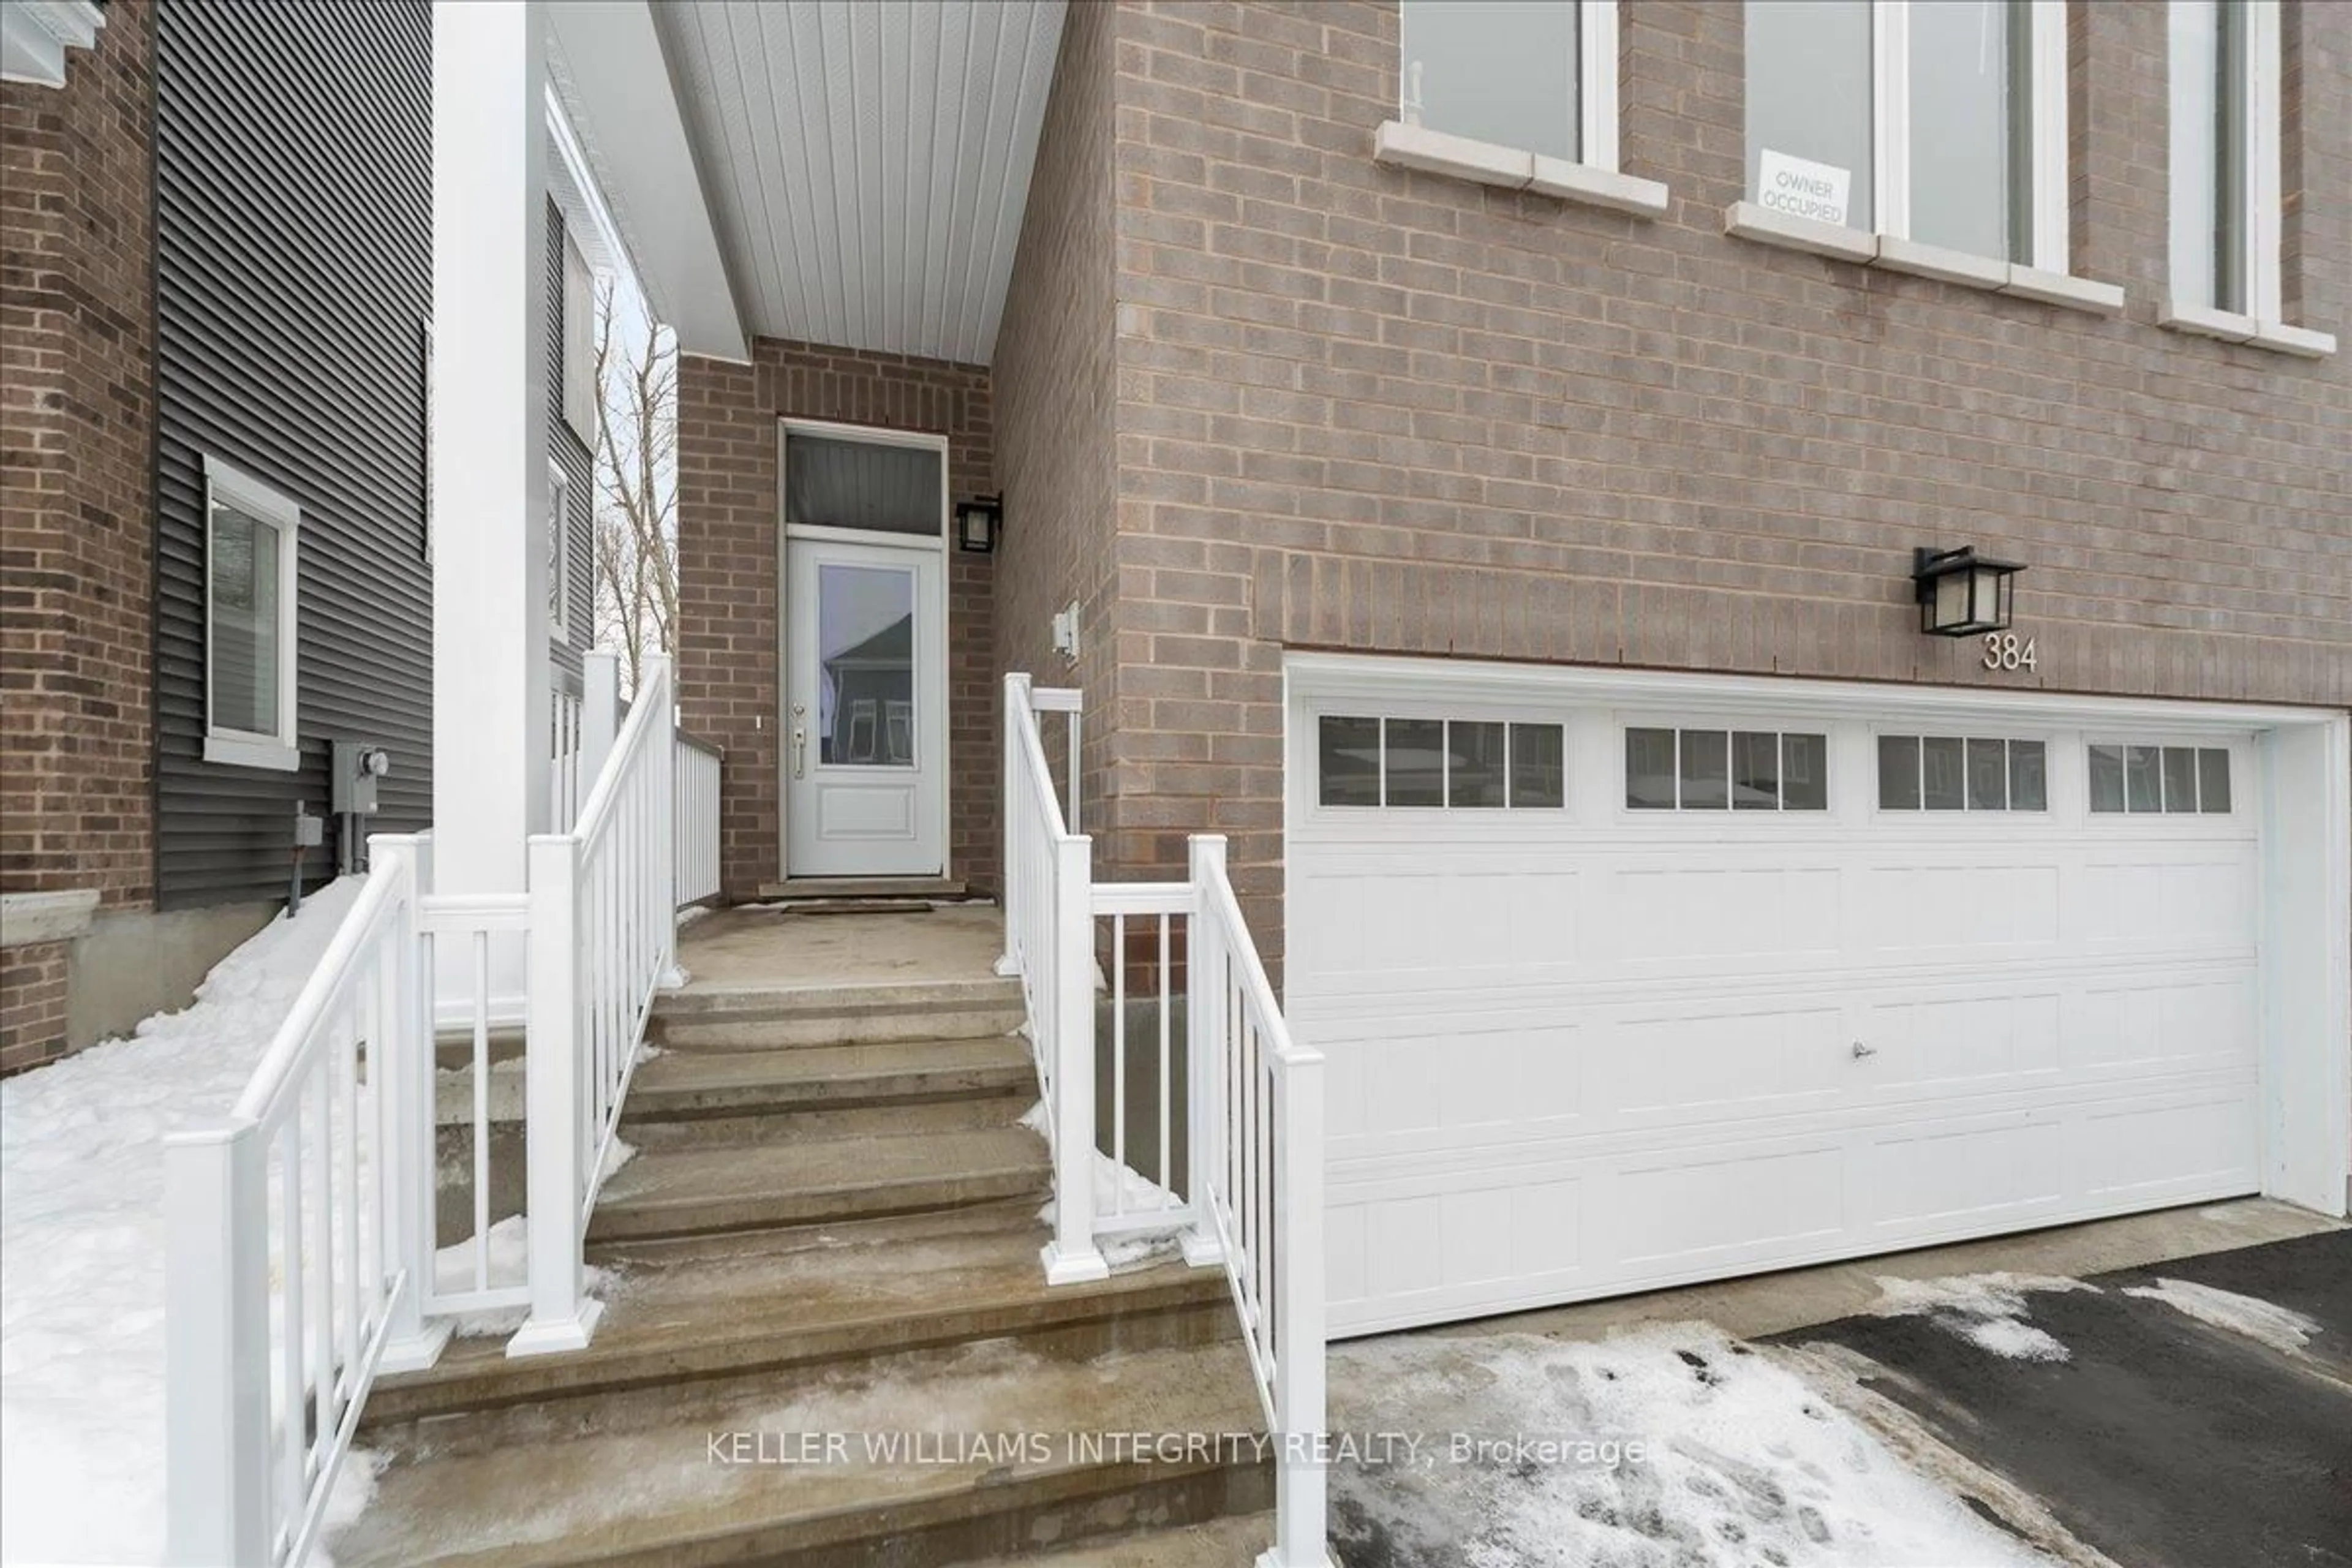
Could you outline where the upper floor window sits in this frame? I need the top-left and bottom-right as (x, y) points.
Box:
(202, 456), (301, 772)
(1744, 1), (2067, 268)
(1379, 0), (1662, 213)
(560, 230), (597, 439)
(547, 460), (571, 640)
(1401, 0), (1588, 167)
(2167, 0), (2270, 317)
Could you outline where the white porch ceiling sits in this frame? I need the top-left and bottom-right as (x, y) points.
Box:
(653, 0), (1068, 366)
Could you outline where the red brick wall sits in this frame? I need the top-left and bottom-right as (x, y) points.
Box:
(677, 341), (999, 899)
(1, 4), (156, 1070)
(1069, 0), (2352, 963)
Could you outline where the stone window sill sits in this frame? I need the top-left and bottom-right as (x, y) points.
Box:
(2157, 298), (2336, 358)
(0, 889), (98, 949)
(1374, 120), (1668, 218)
(1722, 202), (2127, 316)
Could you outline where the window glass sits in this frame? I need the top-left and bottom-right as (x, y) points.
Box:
(1318, 716), (1381, 807)
(210, 503), (281, 737)
(2124, 744), (2163, 813)
(1781, 733), (1828, 810)
(1732, 731), (1779, 811)
(815, 564), (917, 766)
(2198, 748), (2232, 813)
(1966, 737), (2008, 811)
(1450, 721), (1507, 808)
(1909, 0), (2020, 260)
(1384, 718), (1446, 807)
(1921, 736), (1966, 811)
(1878, 734), (1921, 810)
(1400, 0), (1579, 163)
(784, 432), (943, 537)
(1510, 723), (1566, 809)
(1626, 728), (1677, 810)
(2169, 0), (2250, 313)
(1746, 1), (1875, 232)
(2008, 740), (2047, 811)
(2162, 745), (2201, 812)
(2087, 744), (2126, 813)
(547, 467), (568, 627)
(1679, 729), (1730, 810)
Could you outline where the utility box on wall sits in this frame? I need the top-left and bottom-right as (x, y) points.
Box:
(331, 741), (392, 818)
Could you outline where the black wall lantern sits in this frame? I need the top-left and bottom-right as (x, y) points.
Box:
(1913, 545), (2024, 636)
(956, 494), (1002, 554)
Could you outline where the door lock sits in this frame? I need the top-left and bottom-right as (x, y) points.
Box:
(791, 703), (807, 780)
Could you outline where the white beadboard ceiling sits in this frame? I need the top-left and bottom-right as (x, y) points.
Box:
(654, 0), (1068, 366)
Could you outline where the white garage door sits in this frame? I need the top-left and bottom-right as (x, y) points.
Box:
(1288, 670), (2267, 1336)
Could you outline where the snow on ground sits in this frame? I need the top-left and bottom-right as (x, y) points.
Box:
(1, 880), (363, 1566)
(1330, 1325), (2048, 1568)
(2122, 1278), (2322, 1356)
(1021, 1101), (1190, 1271)
(1866, 1272), (2094, 1363)
(431, 1215), (620, 1338)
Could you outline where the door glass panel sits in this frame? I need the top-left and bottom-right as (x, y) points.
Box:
(1449, 720), (1507, 808)
(1385, 718), (1446, 807)
(785, 433), (942, 537)
(816, 564), (916, 766)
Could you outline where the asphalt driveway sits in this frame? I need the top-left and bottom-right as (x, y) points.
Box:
(1776, 1229), (2352, 1568)
(1326, 1212), (2348, 1568)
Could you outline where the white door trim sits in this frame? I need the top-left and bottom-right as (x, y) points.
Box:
(776, 418), (953, 881)
(1283, 653), (2351, 1254)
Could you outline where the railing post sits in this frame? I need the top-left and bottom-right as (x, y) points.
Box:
(1182, 834), (1227, 1268)
(1268, 1044), (1332, 1568)
(162, 1123), (271, 1567)
(648, 655), (684, 986)
(1041, 832), (1109, 1284)
(997, 672), (1031, 979)
(511, 832), (603, 1357)
(581, 650), (620, 796)
(375, 834), (453, 1374)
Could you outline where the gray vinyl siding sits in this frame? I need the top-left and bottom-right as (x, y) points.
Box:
(548, 200), (593, 693)
(153, 0), (432, 908)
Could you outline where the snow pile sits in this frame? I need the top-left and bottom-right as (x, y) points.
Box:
(432, 1215), (620, 1337)
(1866, 1272), (2093, 1363)
(2123, 1278), (2322, 1355)
(1330, 1325), (2046, 1567)
(1022, 1102), (1191, 1271)
(1, 880), (364, 1566)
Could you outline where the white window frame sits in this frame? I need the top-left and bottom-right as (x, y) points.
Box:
(1730, 2), (2119, 311)
(2160, 0), (2332, 354)
(547, 458), (571, 641)
(1373, 0), (1667, 217)
(200, 455), (300, 772)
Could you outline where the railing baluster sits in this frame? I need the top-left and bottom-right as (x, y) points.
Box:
(470, 932), (491, 1293)
(277, 1114), (306, 1544)
(1158, 913), (1172, 1207)
(1112, 910), (1126, 1215)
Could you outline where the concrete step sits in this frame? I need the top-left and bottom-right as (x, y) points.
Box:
(620, 1038), (1035, 1145)
(754, 876), (969, 900)
(654, 978), (1025, 1051)
(962, 1512), (1276, 1566)
(360, 1221), (1234, 1454)
(330, 1338), (1272, 1568)
(587, 1125), (1050, 1246)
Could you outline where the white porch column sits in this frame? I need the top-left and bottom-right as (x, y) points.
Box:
(432, 1), (550, 1016)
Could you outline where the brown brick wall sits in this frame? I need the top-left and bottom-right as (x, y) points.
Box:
(992, 0), (1123, 833)
(1, 5), (156, 1067)
(1071, 0), (2352, 960)
(676, 341), (999, 898)
(0, 941), (71, 1077)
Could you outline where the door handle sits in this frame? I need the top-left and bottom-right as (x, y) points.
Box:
(1851, 1041), (1877, 1060)
(791, 704), (807, 780)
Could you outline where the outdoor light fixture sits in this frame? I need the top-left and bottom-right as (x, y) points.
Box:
(1912, 546), (2024, 636)
(956, 494), (1002, 554)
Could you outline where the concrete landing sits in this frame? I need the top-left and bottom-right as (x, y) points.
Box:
(962, 1512), (1276, 1566)
(676, 903), (1005, 992)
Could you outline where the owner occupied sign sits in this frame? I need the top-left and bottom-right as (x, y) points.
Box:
(1757, 149), (1851, 226)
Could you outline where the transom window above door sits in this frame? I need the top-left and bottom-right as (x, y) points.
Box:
(783, 430), (943, 537)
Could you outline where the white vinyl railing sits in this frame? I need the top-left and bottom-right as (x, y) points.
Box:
(676, 733), (723, 906)
(164, 835), (452, 1567)
(167, 654), (691, 1564)
(999, 673), (1330, 1568)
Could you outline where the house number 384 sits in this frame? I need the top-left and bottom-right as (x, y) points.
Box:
(1983, 631), (2038, 672)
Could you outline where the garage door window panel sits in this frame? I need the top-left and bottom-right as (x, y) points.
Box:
(2089, 741), (2233, 814)
(1385, 718), (1447, 806)
(1450, 720), (1507, 807)
(1320, 714), (1568, 809)
(1629, 726), (1826, 811)
(1880, 735), (2046, 812)
(1318, 715), (1382, 807)
(1510, 723), (1566, 808)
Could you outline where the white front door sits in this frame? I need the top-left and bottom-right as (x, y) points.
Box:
(784, 535), (946, 877)
(1288, 663), (2272, 1336)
